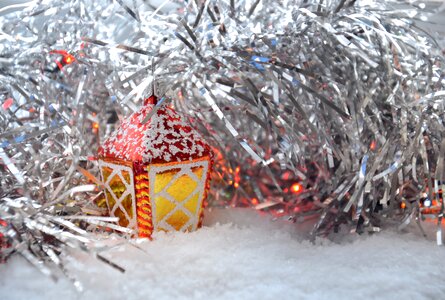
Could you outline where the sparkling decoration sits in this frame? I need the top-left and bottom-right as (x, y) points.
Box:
(98, 95), (213, 237)
(0, 0), (445, 283)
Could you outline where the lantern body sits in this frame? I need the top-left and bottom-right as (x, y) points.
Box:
(98, 97), (212, 237)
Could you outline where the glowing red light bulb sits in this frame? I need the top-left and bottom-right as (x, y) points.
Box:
(290, 183), (302, 194)
(63, 55), (75, 64)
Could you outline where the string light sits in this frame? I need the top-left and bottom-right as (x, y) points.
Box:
(290, 183), (302, 194)
(49, 50), (76, 69)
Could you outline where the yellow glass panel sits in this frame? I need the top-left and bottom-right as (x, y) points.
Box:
(102, 166), (113, 182)
(192, 166), (204, 181)
(166, 174), (198, 202)
(102, 168), (134, 227)
(166, 210), (189, 231)
(120, 193), (134, 222)
(114, 207), (129, 227)
(96, 196), (108, 209)
(108, 174), (126, 197)
(183, 192), (200, 215)
(154, 196), (176, 221)
(153, 169), (176, 193)
(104, 189), (116, 210)
(121, 169), (131, 185)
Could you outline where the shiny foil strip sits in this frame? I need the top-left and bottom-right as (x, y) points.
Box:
(1, 0), (445, 281)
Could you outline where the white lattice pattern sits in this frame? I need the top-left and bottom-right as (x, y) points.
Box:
(149, 160), (209, 232)
(99, 160), (137, 230)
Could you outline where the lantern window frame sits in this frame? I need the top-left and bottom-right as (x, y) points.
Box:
(148, 158), (210, 232)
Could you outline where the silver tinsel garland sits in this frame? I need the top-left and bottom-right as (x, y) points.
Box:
(1, 0), (445, 282)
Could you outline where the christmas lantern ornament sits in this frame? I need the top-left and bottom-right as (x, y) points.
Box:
(98, 85), (213, 238)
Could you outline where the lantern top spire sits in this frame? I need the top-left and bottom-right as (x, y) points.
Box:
(143, 60), (165, 106)
(144, 78), (165, 106)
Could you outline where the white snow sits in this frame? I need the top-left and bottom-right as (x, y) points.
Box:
(1, 208), (445, 299)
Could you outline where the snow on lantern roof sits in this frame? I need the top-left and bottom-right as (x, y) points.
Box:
(98, 96), (211, 164)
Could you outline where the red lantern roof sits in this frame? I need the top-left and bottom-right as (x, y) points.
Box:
(98, 96), (212, 164)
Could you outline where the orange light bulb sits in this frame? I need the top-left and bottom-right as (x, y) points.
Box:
(290, 183), (302, 194)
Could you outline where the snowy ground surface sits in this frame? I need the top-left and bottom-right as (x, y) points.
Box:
(1, 208), (445, 300)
